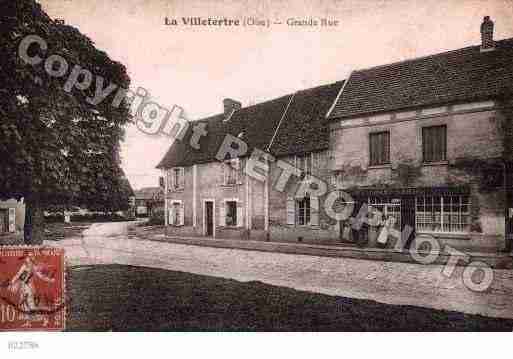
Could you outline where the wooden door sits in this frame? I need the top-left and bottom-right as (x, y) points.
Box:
(205, 202), (214, 237)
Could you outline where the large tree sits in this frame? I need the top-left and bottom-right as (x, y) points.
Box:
(0, 0), (133, 243)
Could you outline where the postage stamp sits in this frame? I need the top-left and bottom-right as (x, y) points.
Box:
(0, 246), (65, 331)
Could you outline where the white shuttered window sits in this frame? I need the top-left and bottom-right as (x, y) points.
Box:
(8, 208), (15, 233)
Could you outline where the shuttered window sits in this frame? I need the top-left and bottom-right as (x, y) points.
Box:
(286, 197), (295, 225)
(296, 154), (312, 176)
(422, 125), (447, 163)
(226, 201), (237, 226)
(369, 131), (390, 166)
(296, 197), (311, 226)
(224, 159), (242, 185)
(169, 167), (185, 191)
(8, 208), (15, 233)
(169, 201), (184, 226)
(222, 200), (243, 227)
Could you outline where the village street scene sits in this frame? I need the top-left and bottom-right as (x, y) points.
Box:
(2, 0), (513, 334)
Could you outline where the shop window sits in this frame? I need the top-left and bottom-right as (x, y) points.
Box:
(368, 197), (401, 230)
(416, 195), (470, 233)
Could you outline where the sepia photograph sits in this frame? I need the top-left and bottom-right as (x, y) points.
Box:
(1, 0), (513, 356)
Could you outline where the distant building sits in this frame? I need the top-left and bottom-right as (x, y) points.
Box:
(133, 187), (164, 217)
(0, 199), (25, 234)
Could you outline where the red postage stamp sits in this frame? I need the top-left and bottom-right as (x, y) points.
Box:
(0, 247), (65, 331)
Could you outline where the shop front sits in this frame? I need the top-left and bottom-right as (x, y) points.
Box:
(340, 186), (472, 249)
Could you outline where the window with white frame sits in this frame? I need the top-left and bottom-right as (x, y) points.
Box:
(168, 167), (185, 191)
(295, 153), (312, 177)
(169, 200), (184, 226)
(297, 197), (311, 225)
(286, 196), (319, 226)
(225, 201), (237, 226)
(223, 158), (243, 186)
(219, 199), (243, 227)
(415, 195), (470, 233)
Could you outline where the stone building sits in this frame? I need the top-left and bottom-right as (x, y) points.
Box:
(158, 16), (513, 252)
(327, 16), (513, 252)
(157, 82), (343, 242)
(0, 199), (25, 234)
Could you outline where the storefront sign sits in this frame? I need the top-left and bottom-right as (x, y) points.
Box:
(348, 186), (470, 198)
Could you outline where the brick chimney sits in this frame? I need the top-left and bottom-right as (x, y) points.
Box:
(223, 98), (241, 120)
(480, 16), (495, 52)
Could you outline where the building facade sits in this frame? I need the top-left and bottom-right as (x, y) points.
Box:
(326, 16), (513, 252)
(158, 16), (513, 252)
(0, 199), (25, 234)
(158, 83), (343, 243)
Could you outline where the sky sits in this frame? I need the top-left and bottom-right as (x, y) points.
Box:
(38, 0), (513, 190)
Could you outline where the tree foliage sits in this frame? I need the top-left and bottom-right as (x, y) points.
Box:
(0, 0), (133, 242)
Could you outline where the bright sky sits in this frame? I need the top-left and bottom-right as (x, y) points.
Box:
(39, 0), (513, 190)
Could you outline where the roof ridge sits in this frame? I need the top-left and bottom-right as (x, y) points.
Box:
(353, 37), (513, 74)
(189, 81), (343, 123)
(294, 80), (345, 94)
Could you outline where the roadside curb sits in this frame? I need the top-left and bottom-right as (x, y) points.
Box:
(147, 234), (513, 269)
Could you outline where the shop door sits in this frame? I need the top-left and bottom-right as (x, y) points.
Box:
(400, 196), (417, 248)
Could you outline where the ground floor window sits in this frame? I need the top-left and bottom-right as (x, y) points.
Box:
(415, 195), (470, 233)
(169, 201), (184, 226)
(220, 199), (242, 227)
(225, 201), (237, 226)
(296, 197), (311, 226)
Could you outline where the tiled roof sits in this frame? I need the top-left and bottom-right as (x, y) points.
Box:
(269, 81), (344, 157)
(328, 38), (513, 120)
(157, 81), (343, 168)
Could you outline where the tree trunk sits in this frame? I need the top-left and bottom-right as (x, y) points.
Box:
(24, 196), (45, 245)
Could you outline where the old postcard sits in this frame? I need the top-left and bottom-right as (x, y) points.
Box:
(1, 0), (513, 357)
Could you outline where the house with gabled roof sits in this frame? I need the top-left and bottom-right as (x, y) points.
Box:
(0, 199), (24, 235)
(158, 16), (513, 252)
(327, 16), (513, 252)
(157, 81), (343, 242)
